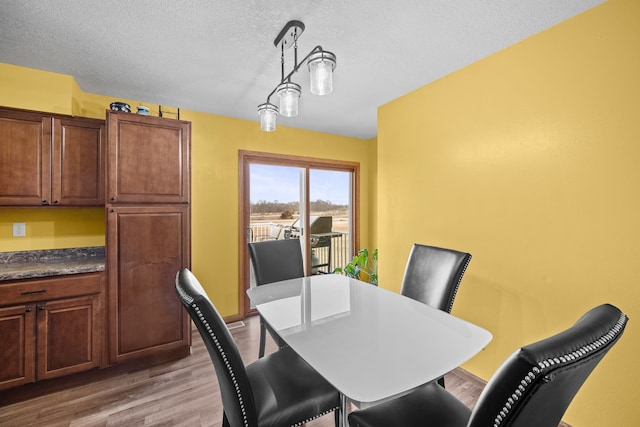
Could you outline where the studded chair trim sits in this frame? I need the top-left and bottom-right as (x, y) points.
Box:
(492, 311), (628, 427)
(446, 254), (471, 313)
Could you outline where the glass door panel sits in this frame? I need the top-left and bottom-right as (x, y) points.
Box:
(308, 169), (352, 274)
(248, 164), (304, 294)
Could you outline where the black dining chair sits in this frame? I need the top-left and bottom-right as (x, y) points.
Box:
(175, 268), (340, 427)
(400, 243), (472, 313)
(400, 243), (472, 386)
(248, 238), (305, 358)
(348, 303), (628, 427)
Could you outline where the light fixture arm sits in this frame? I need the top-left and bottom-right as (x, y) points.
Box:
(265, 45), (325, 104)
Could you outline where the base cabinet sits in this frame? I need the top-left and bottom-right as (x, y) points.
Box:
(0, 273), (104, 391)
(0, 305), (35, 390)
(36, 295), (102, 381)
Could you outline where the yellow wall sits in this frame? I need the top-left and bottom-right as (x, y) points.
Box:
(0, 208), (105, 251)
(377, 1), (638, 425)
(0, 63), (75, 115)
(0, 63), (372, 318)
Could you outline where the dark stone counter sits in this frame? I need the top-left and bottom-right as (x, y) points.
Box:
(0, 247), (105, 281)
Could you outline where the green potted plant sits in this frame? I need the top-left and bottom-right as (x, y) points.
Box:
(334, 248), (378, 285)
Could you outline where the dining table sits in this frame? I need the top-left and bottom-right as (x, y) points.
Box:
(247, 273), (492, 427)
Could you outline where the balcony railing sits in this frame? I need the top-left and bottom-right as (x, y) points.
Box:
(249, 222), (350, 273)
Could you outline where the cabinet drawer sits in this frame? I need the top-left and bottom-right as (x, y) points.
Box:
(0, 273), (102, 305)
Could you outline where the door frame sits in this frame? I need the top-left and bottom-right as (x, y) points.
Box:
(238, 150), (360, 318)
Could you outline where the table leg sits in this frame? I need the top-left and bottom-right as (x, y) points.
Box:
(340, 393), (349, 427)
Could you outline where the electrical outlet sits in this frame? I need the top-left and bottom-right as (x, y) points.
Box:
(13, 222), (26, 237)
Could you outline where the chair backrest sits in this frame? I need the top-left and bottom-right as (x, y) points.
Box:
(400, 244), (472, 313)
(248, 238), (305, 286)
(468, 303), (628, 427)
(175, 268), (258, 427)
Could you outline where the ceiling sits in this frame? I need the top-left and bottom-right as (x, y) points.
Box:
(0, 0), (605, 139)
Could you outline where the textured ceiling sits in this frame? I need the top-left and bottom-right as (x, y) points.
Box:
(0, 0), (605, 139)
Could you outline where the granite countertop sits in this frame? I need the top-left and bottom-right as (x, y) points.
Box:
(0, 247), (105, 281)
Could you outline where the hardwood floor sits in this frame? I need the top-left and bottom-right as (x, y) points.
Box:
(0, 315), (568, 426)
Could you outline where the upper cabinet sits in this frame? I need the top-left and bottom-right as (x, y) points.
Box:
(0, 107), (105, 206)
(107, 111), (190, 204)
(53, 116), (105, 206)
(0, 108), (52, 205)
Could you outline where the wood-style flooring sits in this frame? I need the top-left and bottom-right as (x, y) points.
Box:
(0, 315), (569, 426)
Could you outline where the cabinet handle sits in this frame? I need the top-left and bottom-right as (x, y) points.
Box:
(41, 199), (48, 204)
(26, 307), (32, 313)
(20, 289), (47, 295)
(110, 196), (116, 201)
(37, 305), (45, 311)
(53, 200), (59, 204)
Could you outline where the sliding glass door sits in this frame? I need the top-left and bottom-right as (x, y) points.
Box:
(239, 151), (359, 316)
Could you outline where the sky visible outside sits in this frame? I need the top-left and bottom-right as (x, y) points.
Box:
(250, 164), (350, 205)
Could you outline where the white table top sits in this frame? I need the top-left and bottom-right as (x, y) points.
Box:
(247, 274), (492, 406)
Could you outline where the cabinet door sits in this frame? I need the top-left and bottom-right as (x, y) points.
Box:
(36, 295), (102, 380)
(52, 116), (105, 205)
(107, 205), (191, 364)
(0, 108), (52, 205)
(107, 111), (190, 204)
(0, 305), (35, 391)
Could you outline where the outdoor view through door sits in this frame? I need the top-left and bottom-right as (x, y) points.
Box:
(240, 151), (360, 316)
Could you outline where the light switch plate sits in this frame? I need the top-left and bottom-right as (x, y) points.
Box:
(13, 222), (26, 237)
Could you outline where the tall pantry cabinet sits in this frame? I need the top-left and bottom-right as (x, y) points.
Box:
(105, 111), (191, 364)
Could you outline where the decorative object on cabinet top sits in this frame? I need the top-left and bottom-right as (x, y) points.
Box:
(0, 246), (105, 281)
(110, 102), (131, 112)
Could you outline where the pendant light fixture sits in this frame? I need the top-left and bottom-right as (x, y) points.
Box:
(276, 82), (301, 117)
(257, 102), (278, 132)
(257, 20), (337, 131)
(308, 51), (336, 95)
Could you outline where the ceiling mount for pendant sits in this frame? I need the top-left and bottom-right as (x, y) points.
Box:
(257, 20), (337, 132)
(274, 20), (305, 49)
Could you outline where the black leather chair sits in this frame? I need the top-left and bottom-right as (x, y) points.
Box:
(400, 244), (472, 313)
(248, 238), (305, 358)
(175, 268), (340, 427)
(400, 243), (472, 387)
(348, 303), (628, 427)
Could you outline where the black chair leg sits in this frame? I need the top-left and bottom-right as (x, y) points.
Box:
(259, 317), (267, 358)
(437, 376), (445, 388)
(334, 406), (341, 427)
(222, 413), (230, 427)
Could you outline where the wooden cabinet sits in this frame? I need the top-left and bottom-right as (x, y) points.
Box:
(0, 108), (51, 205)
(106, 111), (191, 365)
(107, 111), (190, 204)
(107, 206), (191, 364)
(36, 295), (102, 381)
(52, 116), (105, 205)
(0, 107), (105, 206)
(0, 304), (35, 390)
(0, 273), (104, 391)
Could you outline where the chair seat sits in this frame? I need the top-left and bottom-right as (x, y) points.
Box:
(348, 383), (471, 427)
(247, 346), (340, 427)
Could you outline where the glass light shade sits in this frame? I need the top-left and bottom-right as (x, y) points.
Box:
(276, 82), (302, 117)
(257, 103), (278, 132)
(308, 50), (336, 96)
